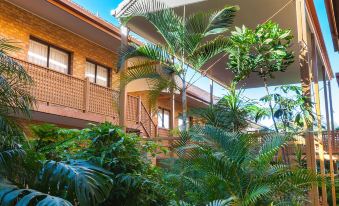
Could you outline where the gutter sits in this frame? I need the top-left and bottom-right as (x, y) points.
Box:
(306, 0), (334, 79)
(324, 0), (339, 51)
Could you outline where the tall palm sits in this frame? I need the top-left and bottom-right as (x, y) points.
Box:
(117, 1), (238, 131)
(0, 38), (34, 141)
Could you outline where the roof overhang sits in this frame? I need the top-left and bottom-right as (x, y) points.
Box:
(113, 0), (334, 87)
(325, 0), (339, 51)
(5, 0), (123, 52)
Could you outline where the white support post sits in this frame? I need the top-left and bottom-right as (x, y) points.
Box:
(119, 25), (129, 130)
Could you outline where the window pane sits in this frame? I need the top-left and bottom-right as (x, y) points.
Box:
(158, 109), (163, 128)
(49, 47), (69, 73)
(85, 62), (96, 83)
(96, 65), (108, 87)
(163, 110), (170, 129)
(28, 40), (48, 67)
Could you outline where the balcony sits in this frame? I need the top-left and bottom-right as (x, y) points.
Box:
(15, 58), (157, 138)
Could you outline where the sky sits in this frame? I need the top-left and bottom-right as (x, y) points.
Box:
(72, 0), (339, 127)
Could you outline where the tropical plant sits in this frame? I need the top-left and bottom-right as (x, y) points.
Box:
(259, 85), (314, 132)
(0, 123), (172, 206)
(117, 0), (238, 131)
(0, 181), (73, 206)
(189, 82), (268, 132)
(0, 38), (34, 141)
(226, 21), (294, 132)
(166, 125), (319, 205)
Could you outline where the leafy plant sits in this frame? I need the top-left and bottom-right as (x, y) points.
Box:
(259, 85), (314, 132)
(0, 182), (73, 206)
(167, 125), (319, 205)
(226, 22), (294, 132)
(0, 38), (34, 139)
(0, 123), (172, 206)
(189, 82), (268, 132)
(38, 160), (113, 206)
(117, 1), (238, 131)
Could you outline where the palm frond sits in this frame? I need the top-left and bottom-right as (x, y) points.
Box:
(205, 199), (233, 206)
(119, 61), (161, 87)
(0, 148), (25, 169)
(0, 182), (72, 206)
(254, 134), (289, 165)
(0, 39), (35, 136)
(242, 185), (272, 206)
(186, 6), (238, 37)
(118, 44), (173, 71)
(189, 36), (230, 69)
(38, 160), (113, 206)
(0, 38), (21, 53)
(119, 0), (183, 53)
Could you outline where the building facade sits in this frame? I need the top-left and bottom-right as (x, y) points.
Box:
(0, 0), (210, 138)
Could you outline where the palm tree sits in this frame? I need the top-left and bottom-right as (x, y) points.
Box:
(0, 38), (34, 143)
(168, 125), (319, 205)
(117, 1), (238, 131)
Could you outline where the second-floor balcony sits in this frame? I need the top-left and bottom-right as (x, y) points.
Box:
(15, 58), (157, 138)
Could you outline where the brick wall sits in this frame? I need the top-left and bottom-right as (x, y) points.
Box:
(0, 0), (118, 86)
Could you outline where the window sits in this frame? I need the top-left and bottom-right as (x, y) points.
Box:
(28, 38), (70, 74)
(85, 61), (109, 87)
(158, 108), (170, 129)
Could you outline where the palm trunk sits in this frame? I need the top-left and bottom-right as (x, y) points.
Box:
(181, 75), (188, 131)
(181, 5), (188, 132)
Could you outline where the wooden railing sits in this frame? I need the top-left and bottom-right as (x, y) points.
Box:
(15, 58), (157, 137)
(322, 131), (339, 154)
(139, 101), (157, 137)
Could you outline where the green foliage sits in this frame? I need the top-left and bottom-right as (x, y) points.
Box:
(190, 83), (268, 132)
(0, 123), (172, 206)
(226, 21), (294, 82)
(0, 182), (72, 206)
(0, 38), (34, 138)
(260, 85), (314, 132)
(38, 160), (113, 206)
(166, 125), (319, 205)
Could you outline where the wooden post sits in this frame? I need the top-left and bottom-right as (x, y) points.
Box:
(328, 80), (336, 169)
(311, 34), (328, 206)
(296, 0), (319, 204)
(83, 77), (90, 112)
(137, 96), (142, 124)
(322, 66), (337, 206)
(119, 26), (129, 130)
(170, 92), (175, 130)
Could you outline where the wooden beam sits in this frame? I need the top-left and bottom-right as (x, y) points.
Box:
(296, 0), (319, 205)
(323, 65), (337, 206)
(170, 92), (175, 130)
(311, 34), (328, 206)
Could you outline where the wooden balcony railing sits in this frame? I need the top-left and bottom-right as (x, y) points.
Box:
(15, 58), (157, 137)
(322, 131), (339, 154)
